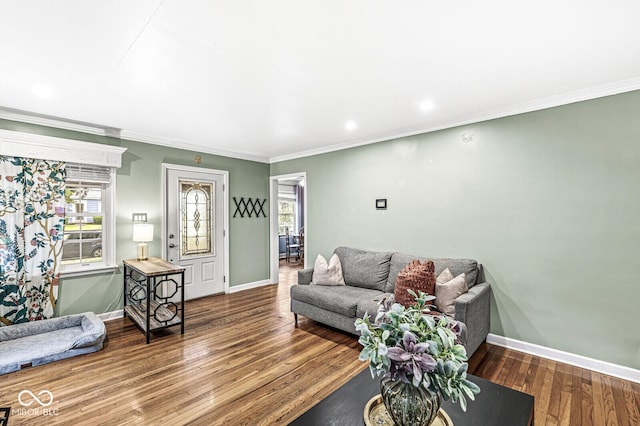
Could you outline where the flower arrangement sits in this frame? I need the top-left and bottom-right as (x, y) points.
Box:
(355, 290), (480, 411)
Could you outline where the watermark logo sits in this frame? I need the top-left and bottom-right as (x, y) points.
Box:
(18, 390), (53, 407)
(12, 390), (59, 418)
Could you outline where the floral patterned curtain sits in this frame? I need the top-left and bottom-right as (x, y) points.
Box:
(0, 157), (66, 325)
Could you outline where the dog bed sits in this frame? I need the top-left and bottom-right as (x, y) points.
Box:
(0, 312), (106, 375)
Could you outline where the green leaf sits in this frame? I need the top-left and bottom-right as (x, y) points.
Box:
(368, 365), (376, 378)
(359, 348), (371, 361)
(460, 394), (468, 412)
(463, 379), (481, 394)
(443, 361), (454, 375)
(436, 328), (450, 348)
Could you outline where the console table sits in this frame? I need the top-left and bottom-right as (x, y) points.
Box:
(123, 257), (185, 344)
(289, 368), (534, 425)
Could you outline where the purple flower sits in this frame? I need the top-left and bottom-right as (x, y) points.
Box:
(445, 318), (461, 335)
(387, 331), (437, 386)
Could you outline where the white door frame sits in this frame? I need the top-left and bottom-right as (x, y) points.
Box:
(161, 163), (230, 293)
(269, 171), (307, 284)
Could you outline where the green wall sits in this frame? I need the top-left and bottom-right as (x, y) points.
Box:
(0, 119), (270, 316)
(271, 90), (640, 370)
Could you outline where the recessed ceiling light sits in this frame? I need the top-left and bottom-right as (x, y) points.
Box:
(345, 120), (357, 131)
(420, 100), (435, 112)
(32, 84), (53, 99)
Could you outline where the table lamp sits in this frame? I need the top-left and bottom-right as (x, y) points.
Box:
(133, 223), (154, 260)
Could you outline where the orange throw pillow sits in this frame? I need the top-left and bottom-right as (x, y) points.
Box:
(394, 259), (436, 307)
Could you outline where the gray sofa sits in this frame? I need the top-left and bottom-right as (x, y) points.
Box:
(0, 311), (106, 375)
(290, 247), (491, 357)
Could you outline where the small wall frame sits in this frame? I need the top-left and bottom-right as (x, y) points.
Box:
(375, 199), (387, 210)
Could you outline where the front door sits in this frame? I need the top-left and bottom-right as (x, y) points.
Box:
(165, 166), (226, 300)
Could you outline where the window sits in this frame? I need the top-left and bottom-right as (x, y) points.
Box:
(278, 199), (296, 235)
(61, 164), (116, 274)
(0, 129), (126, 275)
(180, 180), (213, 256)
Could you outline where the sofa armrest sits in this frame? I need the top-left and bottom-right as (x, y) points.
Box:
(454, 282), (491, 356)
(298, 268), (314, 285)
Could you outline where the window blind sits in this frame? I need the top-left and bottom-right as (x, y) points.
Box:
(66, 164), (112, 183)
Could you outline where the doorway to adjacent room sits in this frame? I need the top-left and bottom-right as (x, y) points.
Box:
(269, 172), (307, 284)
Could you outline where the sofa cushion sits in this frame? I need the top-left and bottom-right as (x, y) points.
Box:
(386, 253), (478, 293)
(334, 247), (392, 292)
(355, 293), (393, 320)
(394, 259), (436, 307)
(291, 284), (382, 318)
(311, 254), (345, 286)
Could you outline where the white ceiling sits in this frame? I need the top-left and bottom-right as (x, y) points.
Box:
(1, 1), (640, 163)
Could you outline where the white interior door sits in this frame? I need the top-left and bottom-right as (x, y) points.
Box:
(165, 167), (226, 300)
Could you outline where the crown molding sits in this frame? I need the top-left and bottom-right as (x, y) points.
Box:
(268, 76), (640, 163)
(0, 107), (270, 163)
(0, 106), (121, 137)
(120, 130), (269, 163)
(3, 76), (640, 166)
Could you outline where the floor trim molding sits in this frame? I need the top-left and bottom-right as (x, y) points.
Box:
(228, 279), (274, 293)
(98, 310), (124, 322)
(96, 280), (274, 321)
(487, 333), (640, 384)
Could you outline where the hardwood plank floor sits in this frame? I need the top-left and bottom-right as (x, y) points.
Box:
(1, 262), (638, 425)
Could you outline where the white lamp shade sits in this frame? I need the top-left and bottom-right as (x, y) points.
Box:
(132, 223), (154, 242)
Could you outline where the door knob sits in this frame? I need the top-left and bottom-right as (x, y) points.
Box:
(169, 243), (176, 248)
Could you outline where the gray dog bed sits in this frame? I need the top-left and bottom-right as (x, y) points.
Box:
(0, 312), (106, 375)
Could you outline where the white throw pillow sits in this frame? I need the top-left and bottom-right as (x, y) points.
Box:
(435, 268), (468, 317)
(311, 254), (346, 286)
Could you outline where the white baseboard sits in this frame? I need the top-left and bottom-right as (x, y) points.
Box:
(97, 310), (123, 322)
(95, 280), (273, 321)
(228, 279), (274, 293)
(487, 333), (640, 384)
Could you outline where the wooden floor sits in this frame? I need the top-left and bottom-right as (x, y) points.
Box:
(1, 262), (639, 425)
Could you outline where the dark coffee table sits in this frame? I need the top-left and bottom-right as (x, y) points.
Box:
(289, 368), (534, 425)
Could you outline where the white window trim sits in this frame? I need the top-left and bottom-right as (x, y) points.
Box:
(61, 167), (118, 276)
(0, 129), (126, 276)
